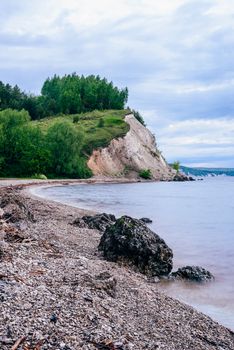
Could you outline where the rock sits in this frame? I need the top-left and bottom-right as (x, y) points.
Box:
(87, 114), (176, 181)
(98, 216), (173, 277)
(140, 217), (152, 224)
(72, 213), (116, 233)
(0, 208), (4, 219)
(171, 266), (214, 282)
(50, 313), (58, 324)
(173, 174), (195, 182)
(94, 272), (117, 297)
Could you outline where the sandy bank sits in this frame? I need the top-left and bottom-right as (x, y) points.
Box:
(0, 183), (233, 349)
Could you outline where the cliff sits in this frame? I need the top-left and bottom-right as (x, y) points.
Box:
(87, 113), (176, 180)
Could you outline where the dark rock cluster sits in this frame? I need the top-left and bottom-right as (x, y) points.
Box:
(171, 266), (214, 282)
(72, 213), (116, 233)
(173, 174), (195, 182)
(98, 216), (173, 277)
(73, 212), (214, 283)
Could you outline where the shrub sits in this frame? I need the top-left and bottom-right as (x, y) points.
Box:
(73, 115), (80, 123)
(139, 169), (152, 179)
(33, 174), (47, 180)
(132, 109), (146, 126)
(172, 161), (180, 173)
(97, 118), (104, 128)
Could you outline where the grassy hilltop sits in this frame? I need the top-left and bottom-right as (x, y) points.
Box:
(34, 109), (129, 156)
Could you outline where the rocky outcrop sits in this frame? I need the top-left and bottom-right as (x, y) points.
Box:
(72, 213), (116, 233)
(173, 174), (195, 182)
(88, 114), (176, 180)
(140, 217), (153, 224)
(98, 216), (173, 277)
(171, 266), (214, 282)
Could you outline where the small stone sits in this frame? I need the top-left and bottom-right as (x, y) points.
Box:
(50, 313), (58, 324)
(83, 294), (93, 302)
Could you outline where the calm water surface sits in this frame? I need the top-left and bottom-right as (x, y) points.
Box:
(33, 177), (234, 330)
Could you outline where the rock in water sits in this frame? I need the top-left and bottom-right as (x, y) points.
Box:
(171, 266), (214, 282)
(98, 216), (173, 277)
(72, 213), (116, 233)
(140, 217), (153, 224)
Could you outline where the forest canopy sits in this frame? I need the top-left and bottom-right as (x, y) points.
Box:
(0, 74), (128, 119)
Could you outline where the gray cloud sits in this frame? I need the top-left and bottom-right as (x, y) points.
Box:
(0, 0), (233, 166)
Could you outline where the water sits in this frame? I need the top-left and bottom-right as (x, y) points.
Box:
(33, 177), (234, 330)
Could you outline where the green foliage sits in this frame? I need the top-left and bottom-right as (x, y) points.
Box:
(172, 161), (180, 172)
(0, 109), (93, 179)
(0, 74), (128, 120)
(73, 115), (80, 123)
(132, 109), (146, 126)
(33, 174), (47, 180)
(139, 169), (152, 179)
(0, 109), (49, 176)
(97, 118), (104, 128)
(46, 120), (85, 177)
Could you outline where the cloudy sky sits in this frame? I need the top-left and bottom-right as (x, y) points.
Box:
(1, 0), (234, 167)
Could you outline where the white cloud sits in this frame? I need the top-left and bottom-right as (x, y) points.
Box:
(0, 0), (234, 166)
(155, 118), (234, 165)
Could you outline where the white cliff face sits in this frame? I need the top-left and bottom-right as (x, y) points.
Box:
(87, 114), (176, 180)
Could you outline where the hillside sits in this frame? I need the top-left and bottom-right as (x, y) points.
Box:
(34, 109), (130, 156)
(88, 113), (176, 180)
(180, 165), (234, 177)
(35, 110), (176, 180)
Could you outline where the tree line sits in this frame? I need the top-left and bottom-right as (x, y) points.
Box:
(0, 74), (128, 119)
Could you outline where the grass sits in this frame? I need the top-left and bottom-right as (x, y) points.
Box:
(33, 109), (130, 156)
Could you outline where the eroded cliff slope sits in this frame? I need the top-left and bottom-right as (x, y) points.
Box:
(87, 113), (176, 180)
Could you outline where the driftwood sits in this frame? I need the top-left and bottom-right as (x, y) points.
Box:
(11, 336), (26, 350)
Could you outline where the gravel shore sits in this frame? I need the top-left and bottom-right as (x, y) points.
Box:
(0, 182), (233, 350)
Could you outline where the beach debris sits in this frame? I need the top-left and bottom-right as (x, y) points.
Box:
(98, 216), (173, 277)
(4, 226), (25, 243)
(72, 213), (116, 233)
(0, 188), (35, 225)
(171, 266), (214, 282)
(11, 336), (26, 350)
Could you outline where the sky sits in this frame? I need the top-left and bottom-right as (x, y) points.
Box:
(0, 0), (234, 167)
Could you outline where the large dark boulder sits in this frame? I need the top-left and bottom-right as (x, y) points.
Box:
(98, 216), (173, 277)
(171, 266), (214, 282)
(72, 213), (116, 233)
